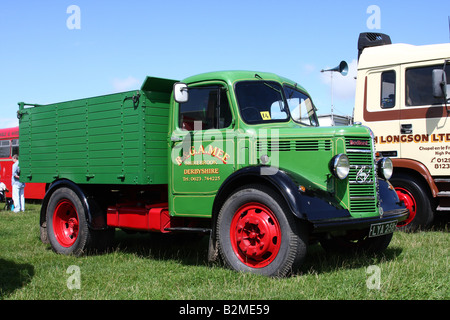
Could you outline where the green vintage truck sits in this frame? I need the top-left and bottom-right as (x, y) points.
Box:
(18, 70), (408, 276)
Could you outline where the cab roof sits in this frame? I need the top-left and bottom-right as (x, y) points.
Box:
(181, 70), (308, 92)
(358, 43), (450, 70)
(140, 70), (310, 96)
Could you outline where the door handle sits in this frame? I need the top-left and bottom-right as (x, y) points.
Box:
(169, 136), (184, 146)
(400, 124), (412, 134)
(170, 136), (184, 142)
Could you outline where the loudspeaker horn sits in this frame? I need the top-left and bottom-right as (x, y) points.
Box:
(321, 61), (348, 76)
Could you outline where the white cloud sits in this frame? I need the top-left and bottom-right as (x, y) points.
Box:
(320, 59), (357, 101)
(112, 76), (141, 92)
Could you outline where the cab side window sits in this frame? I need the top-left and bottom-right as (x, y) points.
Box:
(381, 71), (396, 109)
(179, 86), (232, 131)
(405, 64), (450, 106)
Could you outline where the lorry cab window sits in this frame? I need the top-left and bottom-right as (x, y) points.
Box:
(283, 85), (319, 126)
(235, 81), (289, 124)
(381, 71), (396, 109)
(405, 64), (450, 106)
(179, 86), (232, 131)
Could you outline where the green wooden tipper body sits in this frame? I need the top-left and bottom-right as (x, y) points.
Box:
(18, 76), (175, 186)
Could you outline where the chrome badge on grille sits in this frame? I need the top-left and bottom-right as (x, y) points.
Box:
(348, 139), (369, 146)
(355, 166), (372, 184)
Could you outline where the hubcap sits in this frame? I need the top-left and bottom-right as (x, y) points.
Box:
(396, 187), (416, 227)
(53, 199), (79, 247)
(230, 203), (281, 268)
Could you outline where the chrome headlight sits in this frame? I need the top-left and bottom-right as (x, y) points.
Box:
(377, 157), (393, 180)
(330, 154), (350, 180)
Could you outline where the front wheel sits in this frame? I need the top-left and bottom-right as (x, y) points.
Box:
(390, 174), (434, 231)
(216, 185), (307, 277)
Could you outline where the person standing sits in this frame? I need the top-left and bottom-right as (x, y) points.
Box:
(12, 154), (25, 212)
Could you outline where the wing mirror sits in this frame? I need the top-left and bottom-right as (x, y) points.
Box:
(432, 69), (447, 99)
(173, 82), (189, 103)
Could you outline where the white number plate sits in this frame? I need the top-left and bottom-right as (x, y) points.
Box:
(369, 221), (397, 238)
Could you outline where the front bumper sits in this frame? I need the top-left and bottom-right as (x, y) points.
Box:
(310, 208), (409, 233)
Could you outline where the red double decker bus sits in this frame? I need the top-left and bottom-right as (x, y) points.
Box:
(0, 126), (45, 200)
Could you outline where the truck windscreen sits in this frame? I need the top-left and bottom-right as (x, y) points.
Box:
(235, 81), (290, 124)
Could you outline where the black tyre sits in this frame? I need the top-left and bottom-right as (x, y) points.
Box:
(216, 185), (307, 277)
(46, 187), (92, 256)
(390, 173), (434, 231)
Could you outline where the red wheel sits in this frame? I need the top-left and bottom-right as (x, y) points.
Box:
(53, 199), (79, 247)
(395, 187), (417, 227)
(390, 174), (434, 230)
(230, 203), (281, 268)
(217, 185), (308, 277)
(46, 186), (115, 256)
(47, 187), (90, 256)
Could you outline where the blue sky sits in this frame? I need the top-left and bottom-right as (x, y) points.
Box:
(0, 0), (449, 128)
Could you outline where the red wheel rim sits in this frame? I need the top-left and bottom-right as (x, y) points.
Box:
(53, 199), (79, 247)
(230, 202), (281, 268)
(396, 187), (416, 227)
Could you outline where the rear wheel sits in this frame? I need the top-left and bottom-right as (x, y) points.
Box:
(217, 185), (307, 277)
(391, 174), (434, 231)
(46, 187), (92, 256)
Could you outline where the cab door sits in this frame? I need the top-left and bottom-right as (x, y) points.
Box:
(169, 82), (235, 217)
(363, 66), (401, 158)
(400, 62), (450, 176)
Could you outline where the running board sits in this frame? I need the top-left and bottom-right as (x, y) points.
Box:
(164, 227), (211, 233)
(106, 203), (211, 233)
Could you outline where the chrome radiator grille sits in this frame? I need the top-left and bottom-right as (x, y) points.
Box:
(345, 137), (378, 215)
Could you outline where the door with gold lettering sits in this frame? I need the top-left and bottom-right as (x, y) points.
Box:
(169, 83), (235, 217)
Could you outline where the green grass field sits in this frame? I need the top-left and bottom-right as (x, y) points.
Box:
(0, 203), (448, 300)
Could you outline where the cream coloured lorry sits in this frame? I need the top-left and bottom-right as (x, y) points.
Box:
(354, 32), (450, 230)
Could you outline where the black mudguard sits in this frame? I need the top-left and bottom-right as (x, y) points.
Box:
(40, 179), (106, 231)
